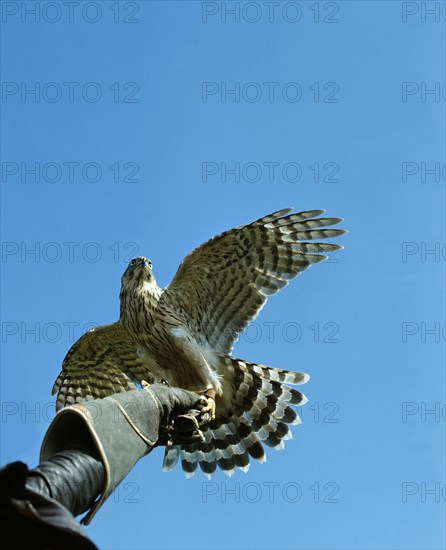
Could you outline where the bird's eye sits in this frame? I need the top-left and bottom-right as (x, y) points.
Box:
(148, 261), (152, 269)
(130, 259), (136, 266)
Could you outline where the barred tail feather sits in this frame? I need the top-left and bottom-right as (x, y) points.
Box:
(162, 357), (308, 478)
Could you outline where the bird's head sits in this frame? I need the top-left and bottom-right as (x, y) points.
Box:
(121, 257), (154, 290)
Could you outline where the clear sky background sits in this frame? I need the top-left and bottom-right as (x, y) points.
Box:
(1, 1), (445, 549)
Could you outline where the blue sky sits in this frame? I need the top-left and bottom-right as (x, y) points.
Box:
(1, 1), (445, 548)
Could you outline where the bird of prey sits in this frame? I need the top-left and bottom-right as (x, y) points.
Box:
(53, 208), (345, 477)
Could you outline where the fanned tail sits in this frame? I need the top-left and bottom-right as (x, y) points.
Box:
(162, 357), (308, 478)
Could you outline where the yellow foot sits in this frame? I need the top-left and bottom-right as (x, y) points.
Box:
(201, 397), (216, 421)
(142, 378), (169, 389)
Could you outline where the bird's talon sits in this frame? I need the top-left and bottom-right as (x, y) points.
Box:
(200, 396), (216, 421)
(197, 395), (208, 408)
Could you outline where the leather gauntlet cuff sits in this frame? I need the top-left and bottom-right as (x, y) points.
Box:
(40, 384), (205, 524)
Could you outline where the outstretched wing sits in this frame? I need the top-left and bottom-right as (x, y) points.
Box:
(161, 208), (346, 354)
(52, 322), (155, 411)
